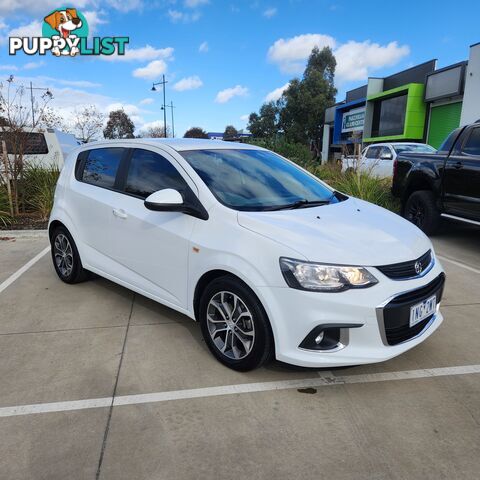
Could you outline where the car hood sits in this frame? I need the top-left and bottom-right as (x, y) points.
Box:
(237, 197), (431, 266)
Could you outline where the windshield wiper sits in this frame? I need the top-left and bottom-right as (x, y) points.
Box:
(266, 198), (331, 211)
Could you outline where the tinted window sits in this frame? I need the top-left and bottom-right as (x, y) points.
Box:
(393, 144), (436, 154)
(371, 94), (407, 137)
(125, 149), (187, 198)
(438, 127), (463, 154)
(82, 148), (123, 188)
(379, 147), (392, 159)
(181, 149), (339, 211)
(463, 128), (480, 156)
(0, 132), (48, 154)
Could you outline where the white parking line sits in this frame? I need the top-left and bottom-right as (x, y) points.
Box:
(0, 246), (50, 295)
(1, 364), (479, 418)
(437, 254), (480, 275)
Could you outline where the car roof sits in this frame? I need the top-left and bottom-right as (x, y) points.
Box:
(82, 138), (262, 152)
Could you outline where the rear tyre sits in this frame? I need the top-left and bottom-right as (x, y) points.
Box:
(404, 190), (440, 235)
(50, 226), (89, 284)
(199, 276), (274, 371)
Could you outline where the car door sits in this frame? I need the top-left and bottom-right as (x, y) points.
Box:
(443, 126), (480, 220)
(67, 146), (128, 267)
(108, 147), (198, 308)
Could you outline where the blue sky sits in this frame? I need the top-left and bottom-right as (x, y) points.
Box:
(0, 0), (479, 137)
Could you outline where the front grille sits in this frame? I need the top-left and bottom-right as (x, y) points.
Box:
(381, 273), (445, 346)
(376, 250), (432, 280)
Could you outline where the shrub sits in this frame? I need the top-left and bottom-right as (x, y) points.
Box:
(22, 164), (60, 221)
(0, 186), (12, 227)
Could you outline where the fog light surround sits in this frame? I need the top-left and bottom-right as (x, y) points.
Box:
(299, 323), (363, 351)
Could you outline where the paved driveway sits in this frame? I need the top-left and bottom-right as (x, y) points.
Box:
(0, 223), (479, 480)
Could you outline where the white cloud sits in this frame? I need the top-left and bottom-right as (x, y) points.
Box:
(0, 64), (18, 71)
(0, 0), (89, 15)
(215, 85), (248, 103)
(101, 45), (174, 62)
(265, 82), (289, 102)
(7, 19), (41, 37)
(240, 114), (249, 122)
(139, 98), (154, 105)
(267, 34), (410, 81)
(173, 75), (203, 91)
(82, 11), (108, 34)
(23, 61), (45, 70)
(168, 9), (201, 23)
(267, 33), (336, 73)
(104, 0), (143, 13)
(334, 40), (410, 82)
(138, 119), (165, 134)
(132, 60), (168, 80)
(263, 7), (277, 18)
(184, 0), (209, 7)
(199, 41), (208, 53)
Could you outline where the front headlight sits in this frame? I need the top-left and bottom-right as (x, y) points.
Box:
(279, 257), (378, 292)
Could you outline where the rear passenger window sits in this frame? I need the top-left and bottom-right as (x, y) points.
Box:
(125, 149), (187, 199)
(82, 148), (124, 188)
(463, 128), (480, 156)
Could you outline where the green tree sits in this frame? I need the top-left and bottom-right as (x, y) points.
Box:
(184, 127), (209, 138)
(103, 109), (135, 139)
(247, 101), (280, 138)
(279, 46), (337, 145)
(223, 125), (238, 139)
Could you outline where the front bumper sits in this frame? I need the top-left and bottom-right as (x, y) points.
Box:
(256, 259), (445, 368)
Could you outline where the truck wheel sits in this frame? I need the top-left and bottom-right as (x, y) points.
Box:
(404, 190), (440, 235)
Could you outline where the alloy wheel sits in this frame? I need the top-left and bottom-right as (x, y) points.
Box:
(206, 291), (255, 360)
(54, 233), (74, 278)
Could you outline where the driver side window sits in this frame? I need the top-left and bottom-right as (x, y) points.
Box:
(125, 149), (188, 199)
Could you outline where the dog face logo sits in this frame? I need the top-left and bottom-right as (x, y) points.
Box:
(42, 7), (88, 56)
(44, 9), (82, 39)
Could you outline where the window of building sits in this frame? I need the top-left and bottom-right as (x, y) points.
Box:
(125, 149), (187, 199)
(371, 93), (408, 137)
(82, 148), (124, 189)
(463, 127), (480, 156)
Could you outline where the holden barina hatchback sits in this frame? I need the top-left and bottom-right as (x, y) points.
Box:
(49, 139), (445, 371)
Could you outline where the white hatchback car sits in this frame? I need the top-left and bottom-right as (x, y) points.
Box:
(49, 139), (445, 370)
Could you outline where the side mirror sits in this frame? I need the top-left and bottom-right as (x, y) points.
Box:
(144, 189), (183, 210)
(380, 152), (393, 160)
(144, 188), (209, 221)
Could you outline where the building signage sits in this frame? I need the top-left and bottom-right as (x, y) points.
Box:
(341, 107), (365, 133)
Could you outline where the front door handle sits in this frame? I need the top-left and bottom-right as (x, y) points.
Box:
(112, 208), (128, 219)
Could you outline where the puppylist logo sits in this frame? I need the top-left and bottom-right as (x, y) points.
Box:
(9, 7), (129, 57)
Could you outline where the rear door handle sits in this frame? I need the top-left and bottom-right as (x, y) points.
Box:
(454, 161), (463, 169)
(112, 208), (128, 219)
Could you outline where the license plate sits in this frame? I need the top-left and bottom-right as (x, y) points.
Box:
(409, 295), (436, 327)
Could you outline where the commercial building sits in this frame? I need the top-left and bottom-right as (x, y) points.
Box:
(322, 42), (480, 161)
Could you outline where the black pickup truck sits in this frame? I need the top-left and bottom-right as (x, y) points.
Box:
(392, 122), (480, 234)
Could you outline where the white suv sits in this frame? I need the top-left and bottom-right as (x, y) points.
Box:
(49, 139), (445, 370)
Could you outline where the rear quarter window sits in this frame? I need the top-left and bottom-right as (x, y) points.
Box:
(81, 148), (124, 189)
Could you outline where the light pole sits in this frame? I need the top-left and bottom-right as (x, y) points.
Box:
(29, 81), (53, 126)
(161, 101), (176, 137)
(151, 75), (168, 138)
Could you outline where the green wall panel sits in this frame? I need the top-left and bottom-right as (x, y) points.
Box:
(427, 102), (462, 149)
(363, 83), (427, 143)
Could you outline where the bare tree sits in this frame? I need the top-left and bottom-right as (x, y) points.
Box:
(139, 125), (171, 138)
(39, 107), (70, 132)
(73, 105), (105, 143)
(0, 75), (53, 217)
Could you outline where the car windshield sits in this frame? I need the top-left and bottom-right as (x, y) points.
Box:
(180, 148), (342, 211)
(393, 144), (436, 154)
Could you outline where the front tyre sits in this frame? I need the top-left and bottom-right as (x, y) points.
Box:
(404, 190), (440, 235)
(199, 276), (274, 371)
(50, 226), (89, 284)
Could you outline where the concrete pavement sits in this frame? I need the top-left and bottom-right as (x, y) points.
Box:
(0, 222), (479, 479)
